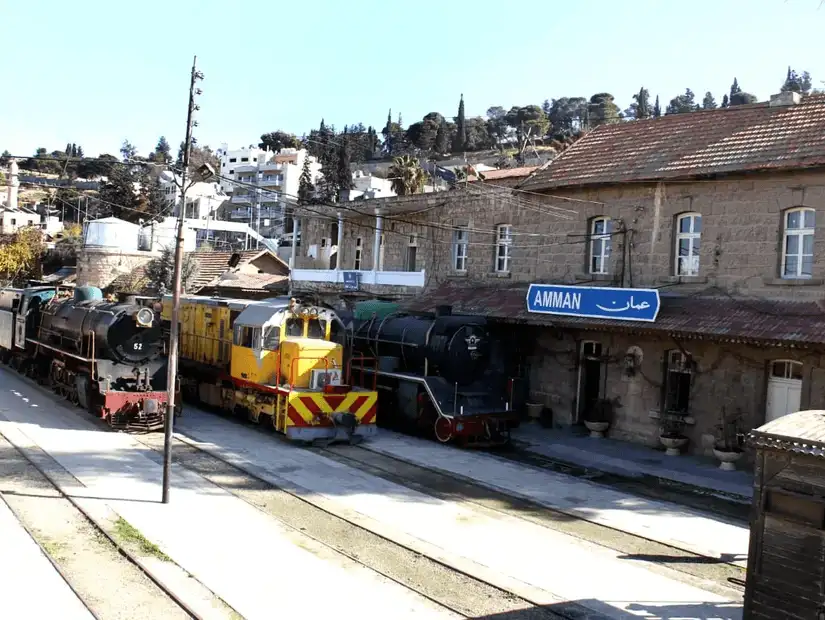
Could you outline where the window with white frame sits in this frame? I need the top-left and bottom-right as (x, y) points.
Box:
(663, 350), (692, 414)
(453, 226), (468, 271)
(405, 234), (418, 272)
(589, 217), (612, 274)
(354, 237), (362, 270)
(782, 208), (815, 278)
(495, 224), (512, 273)
(675, 213), (702, 276)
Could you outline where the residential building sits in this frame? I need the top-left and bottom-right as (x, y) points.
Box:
(157, 171), (228, 220)
(215, 144), (272, 193)
(339, 170), (396, 202)
(291, 92), (825, 458)
(0, 207), (41, 233)
(228, 148), (321, 240)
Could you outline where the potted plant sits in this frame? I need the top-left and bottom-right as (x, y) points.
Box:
(659, 413), (688, 456)
(583, 397), (619, 438)
(713, 407), (744, 471)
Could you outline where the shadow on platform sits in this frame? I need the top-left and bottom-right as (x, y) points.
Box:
(470, 598), (743, 619)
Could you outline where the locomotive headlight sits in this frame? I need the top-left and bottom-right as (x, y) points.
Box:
(136, 308), (154, 328)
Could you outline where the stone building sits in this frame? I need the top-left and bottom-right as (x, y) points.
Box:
(291, 92), (825, 458)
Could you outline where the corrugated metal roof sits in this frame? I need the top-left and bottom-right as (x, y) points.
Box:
(235, 302), (287, 326)
(748, 410), (825, 456)
(468, 166), (538, 182)
(520, 95), (825, 191)
(402, 282), (825, 346)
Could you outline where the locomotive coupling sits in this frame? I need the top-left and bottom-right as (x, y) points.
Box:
(331, 412), (358, 432)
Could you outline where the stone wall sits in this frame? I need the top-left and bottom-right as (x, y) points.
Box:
(76, 248), (155, 289)
(298, 169), (825, 301)
(528, 327), (825, 456)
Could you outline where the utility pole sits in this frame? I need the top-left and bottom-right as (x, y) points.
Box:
(162, 55), (204, 504)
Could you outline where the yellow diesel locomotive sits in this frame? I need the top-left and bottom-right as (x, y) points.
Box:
(160, 294), (378, 444)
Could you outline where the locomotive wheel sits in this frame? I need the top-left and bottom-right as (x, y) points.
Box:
(75, 374), (92, 412)
(434, 417), (453, 443)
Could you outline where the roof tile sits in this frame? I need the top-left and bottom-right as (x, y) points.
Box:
(402, 281), (825, 346)
(520, 95), (825, 191)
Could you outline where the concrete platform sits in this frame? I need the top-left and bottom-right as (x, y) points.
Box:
(0, 498), (94, 620)
(512, 424), (753, 502)
(0, 373), (459, 620)
(364, 429), (750, 567)
(177, 409), (744, 620)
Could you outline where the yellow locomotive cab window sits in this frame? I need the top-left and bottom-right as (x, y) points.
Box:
(263, 326), (280, 351)
(307, 319), (326, 339)
(285, 318), (303, 337)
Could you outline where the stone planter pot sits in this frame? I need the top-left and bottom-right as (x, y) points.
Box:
(713, 447), (743, 471)
(584, 420), (609, 438)
(660, 434), (688, 456)
(526, 402), (544, 421)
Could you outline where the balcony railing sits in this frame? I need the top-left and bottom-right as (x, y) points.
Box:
(291, 268), (426, 288)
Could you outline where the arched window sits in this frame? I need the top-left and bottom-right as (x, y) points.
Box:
(589, 217), (611, 275)
(782, 208), (815, 278)
(675, 213), (701, 276)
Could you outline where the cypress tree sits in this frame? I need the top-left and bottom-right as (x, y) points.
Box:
(453, 94), (466, 152)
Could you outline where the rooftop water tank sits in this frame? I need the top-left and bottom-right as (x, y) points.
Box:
(83, 217), (140, 252)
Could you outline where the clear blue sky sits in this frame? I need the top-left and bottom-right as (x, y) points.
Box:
(2, 0), (824, 159)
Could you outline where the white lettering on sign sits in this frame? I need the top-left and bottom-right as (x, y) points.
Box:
(534, 289), (581, 310)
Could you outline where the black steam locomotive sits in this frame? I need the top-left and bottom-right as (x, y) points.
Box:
(342, 304), (519, 446)
(0, 285), (173, 431)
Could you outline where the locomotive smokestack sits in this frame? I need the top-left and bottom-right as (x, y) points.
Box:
(435, 305), (452, 317)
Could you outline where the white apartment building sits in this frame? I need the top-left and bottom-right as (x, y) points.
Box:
(339, 170), (396, 202)
(228, 148), (322, 240)
(157, 171), (228, 221)
(215, 144), (273, 193)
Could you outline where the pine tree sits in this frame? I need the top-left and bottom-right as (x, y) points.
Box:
(65, 143), (72, 156)
(721, 94), (729, 108)
(154, 136), (172, 164)
(652, 96), (662, 118)
(297, 155), (314, 205)
(336, 130), (353, 196)
(382, 109), (393, 155)
(730, 78), (741, 99)
(702, 92), (717, 110)
(631, 87), (650, 119)
(434, 122), (450, 154)
(453, 94), (466, 152)
(76, 146), (84, 158)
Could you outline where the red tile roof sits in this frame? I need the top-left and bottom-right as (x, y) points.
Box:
(188, 250), (263, 289)
(519, 94), (825, 191)
(402, 281), (825, 346)
(107, 249), (288, 294)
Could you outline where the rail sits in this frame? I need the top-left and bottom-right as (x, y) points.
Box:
(357, 367), (451, 420)
(347, 355), (378, 391)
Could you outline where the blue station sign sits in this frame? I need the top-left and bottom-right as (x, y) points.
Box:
(343, 271), (359, 291)
(525, 284), (661, 322)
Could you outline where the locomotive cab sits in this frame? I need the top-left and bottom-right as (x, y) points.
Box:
(230, 301), (344, 388)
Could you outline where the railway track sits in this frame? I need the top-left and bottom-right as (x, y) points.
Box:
(0, 429), (211, 620)
(135, 432), (575, 620)
(1, 364), (745, 618)
(172, 406), (747, 595)
(0, 487), (101, 620)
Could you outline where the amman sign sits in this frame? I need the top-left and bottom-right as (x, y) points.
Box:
(525, 284), (661, 322)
